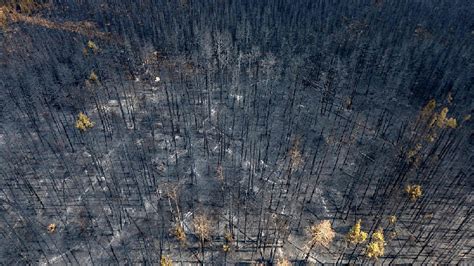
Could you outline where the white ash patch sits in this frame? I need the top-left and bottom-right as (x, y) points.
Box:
(108, 99), (119, 107)
(144, 200), (153, 212)
(242, 160), (250, 170)
(230, 93), (243, 102)
(182, 211), (193, 233)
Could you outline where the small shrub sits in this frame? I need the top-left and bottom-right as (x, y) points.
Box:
(88, 71), (98, 83)
(222, 229), (233, 252)
(431, 107), (457, 129)
(405, 184), (422, 201)
(173, 223), (186, 246)
(445, 118), (457, 129)
(47, 223), (56, 233)
(407, 143), (422, 160)
(426, 133), (436, 142)
(388, 215), (397, 225)
(0, 7), (7, 29)
(222, 244), (230, 252)
(87, 40), (99, 53)
(421, 99), (436, 119)
(75, 112), (94, 132)
(389, 231), (397, 239)
(276, 258), (291, 266)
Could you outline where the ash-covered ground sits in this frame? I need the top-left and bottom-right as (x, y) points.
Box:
(0, 0), (473, 264)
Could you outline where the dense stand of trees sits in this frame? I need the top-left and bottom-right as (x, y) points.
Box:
(0, 0), (472, 264)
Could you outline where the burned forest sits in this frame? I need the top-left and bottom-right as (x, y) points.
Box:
(0, 0), (473, 264)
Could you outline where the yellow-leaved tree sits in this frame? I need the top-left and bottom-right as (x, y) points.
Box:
(366, 228), (385, 259)
(346, 219), (368, 244)
(405, 184), (422, 201)
(160, 255), (172, 266)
